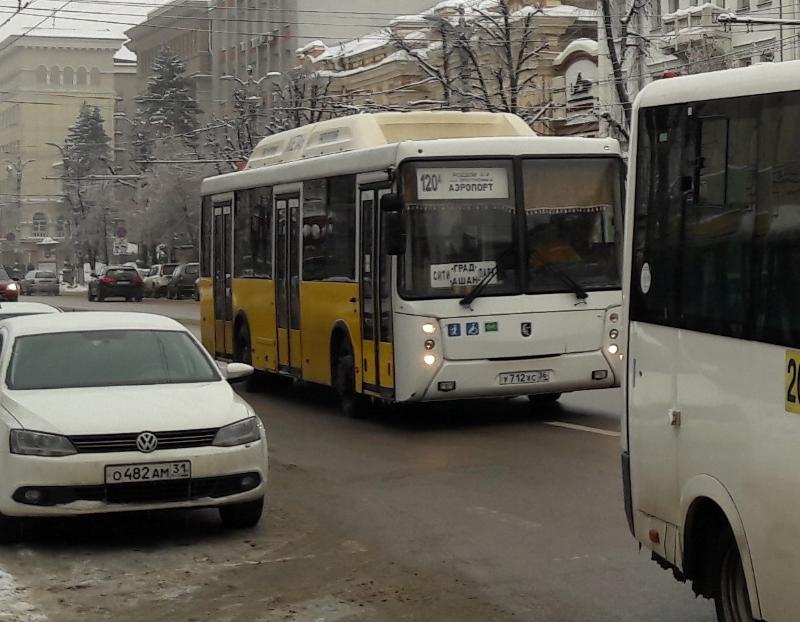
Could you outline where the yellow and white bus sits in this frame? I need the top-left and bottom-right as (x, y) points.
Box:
(200, 111), (624, 415)
(623, 61), (800, 622)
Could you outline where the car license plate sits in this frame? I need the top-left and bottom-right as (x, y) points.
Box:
(117, 280), (130, 285)
(105, 461), (191, 484)
(498, 370), (551, 385)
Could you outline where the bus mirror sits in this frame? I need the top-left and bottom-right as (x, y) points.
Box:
(381, 194), (405, 256)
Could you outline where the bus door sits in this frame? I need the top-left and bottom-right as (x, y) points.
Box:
(359, 185), (395, 397)
(213, 196), (234, 357)
(275, 194), (302, 374)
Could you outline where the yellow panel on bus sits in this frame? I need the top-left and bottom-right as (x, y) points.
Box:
(298, 281), (360, 387)
(199, 277), (214, 354)
(232, 278), (277, 372)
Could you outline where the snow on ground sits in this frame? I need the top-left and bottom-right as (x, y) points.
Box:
(0, 567), (47, 622)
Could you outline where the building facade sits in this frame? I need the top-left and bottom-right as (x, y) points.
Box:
(302, 0), (601, 136)
(125, 0), (213, 120)
(208, 0), (436, 117)
(597, 0), (797, 147)
(0, 31), (125, 271)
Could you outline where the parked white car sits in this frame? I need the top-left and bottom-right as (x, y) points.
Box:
(143, 263), (179, 299)
(0, 312), (267, 540)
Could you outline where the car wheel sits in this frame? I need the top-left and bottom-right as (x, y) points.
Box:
(714, 533), (756, 622)
(97, 290), (105, 302)
(135, 296), (143, 302)
(88, 289), (93, 301)
(125, 297), (132, 302)
(219, 497), (263, 529)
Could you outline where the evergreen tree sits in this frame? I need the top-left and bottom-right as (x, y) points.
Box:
(137, 45), (201, 138)
(63, 104), (113, 269)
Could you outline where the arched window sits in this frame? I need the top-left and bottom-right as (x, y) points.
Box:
(55, 216), (68, 239)
(89, 68), (101, 86)
(32, 213), (48, 239)
(49, 66), (60, 86)
(76, 67), (87, 86)
(35, 65), (47, 84)
(63, 66), (74, 86)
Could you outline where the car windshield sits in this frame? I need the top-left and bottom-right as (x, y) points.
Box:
(7, 330), (220, 390)
(35, 271), (55, 278)
(185, 264), (199, 275)
(398, 158), (622, 299)
(106, 269), (137, 278)
(164, 264), (179, 275)
(399, 160), (519, 299)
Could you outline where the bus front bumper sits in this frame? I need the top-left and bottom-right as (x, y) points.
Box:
(416, 349), (617, 401)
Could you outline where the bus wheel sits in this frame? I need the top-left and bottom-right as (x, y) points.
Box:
(334, 351), (366, 418)
(527, 393), (561, 404)
(714, 535), (756, 622)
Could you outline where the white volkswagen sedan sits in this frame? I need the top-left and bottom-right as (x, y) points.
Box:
(0, 312), (267, 539)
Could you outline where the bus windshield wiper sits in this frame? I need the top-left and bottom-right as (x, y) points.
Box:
(459, 264), (499, 308)
(534, 256), (588, 301)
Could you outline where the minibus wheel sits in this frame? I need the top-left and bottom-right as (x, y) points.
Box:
(714, 535), (756, 622)
(334, 350), (367, 418)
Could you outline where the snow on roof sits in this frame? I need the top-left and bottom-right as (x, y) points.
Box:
(296, 40), (326, 55)
(318, 49), (413, 78)
(553, 38), (599, 66)
(5, 28), (126, 41)
(316, 30), (391, 61)
(115, 44), (137, 63)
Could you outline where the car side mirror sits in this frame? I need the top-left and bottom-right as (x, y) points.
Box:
(90, 273), (97, 278)
(221, 362), (254, 383)
(380, 193), (405, 256)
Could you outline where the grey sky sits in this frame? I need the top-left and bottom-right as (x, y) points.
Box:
(0, 0), (170, 46)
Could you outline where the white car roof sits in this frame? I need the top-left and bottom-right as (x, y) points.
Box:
(1, 312), (185, 337)
(0, 302), (61, 316)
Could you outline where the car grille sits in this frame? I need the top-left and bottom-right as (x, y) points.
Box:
(69, 428), (219, 453)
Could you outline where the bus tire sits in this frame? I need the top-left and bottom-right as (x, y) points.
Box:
(713, 532), (757, 622)
(527, 393), (561, 404)
(334, 350), (367, 418)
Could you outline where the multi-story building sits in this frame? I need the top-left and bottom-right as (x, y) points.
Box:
(124, 0), (213, 119)
(303, 0), (601, 136)
(208, 0), (435, 116)
(0, 31), (125, 270)
(597, 0), (797, 147)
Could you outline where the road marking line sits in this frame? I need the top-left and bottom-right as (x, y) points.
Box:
(544, 421), (621, 437)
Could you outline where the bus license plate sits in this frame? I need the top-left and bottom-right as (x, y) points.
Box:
(499, 370), (551, 385)
(105, 461), (191, 484)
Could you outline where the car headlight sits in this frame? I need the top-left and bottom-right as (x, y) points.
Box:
(213, 416), (261, 447)
(10, 430), (76, 457)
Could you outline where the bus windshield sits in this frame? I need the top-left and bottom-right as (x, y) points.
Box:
(399, 158), (621, 299)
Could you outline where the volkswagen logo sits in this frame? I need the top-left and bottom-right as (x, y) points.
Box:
(521, 322), (532, 338)
(136, 432), (158, 453)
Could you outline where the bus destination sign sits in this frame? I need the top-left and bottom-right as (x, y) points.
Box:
(417, 168), (509, 200)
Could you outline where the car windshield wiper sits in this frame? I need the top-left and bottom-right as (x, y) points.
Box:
(532, 252), (588, 301)
(459, 264), (499, 308)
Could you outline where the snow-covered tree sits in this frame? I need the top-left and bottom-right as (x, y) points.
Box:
(267, 69), (343, 134)
(136, 45), (202, 160)
(62, 104), (114, 270)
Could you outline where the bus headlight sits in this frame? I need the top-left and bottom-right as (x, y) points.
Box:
(609, 329), (619, 340)
(607, 344), (619, 355)
(422, 323), (436, 334)
(424, 339), (435, 350)
(423, 354), (436, 366)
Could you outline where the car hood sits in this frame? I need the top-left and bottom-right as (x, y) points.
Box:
(1, 382), (253, 435)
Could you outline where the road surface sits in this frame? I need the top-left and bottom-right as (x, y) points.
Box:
(0, 298), (717, 622)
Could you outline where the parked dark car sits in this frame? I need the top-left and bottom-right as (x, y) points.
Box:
(167, 262), (200, 299)
(88, 266), (143, 302)
(0, 266), (19, 301)
(21, 270), (59, 296)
